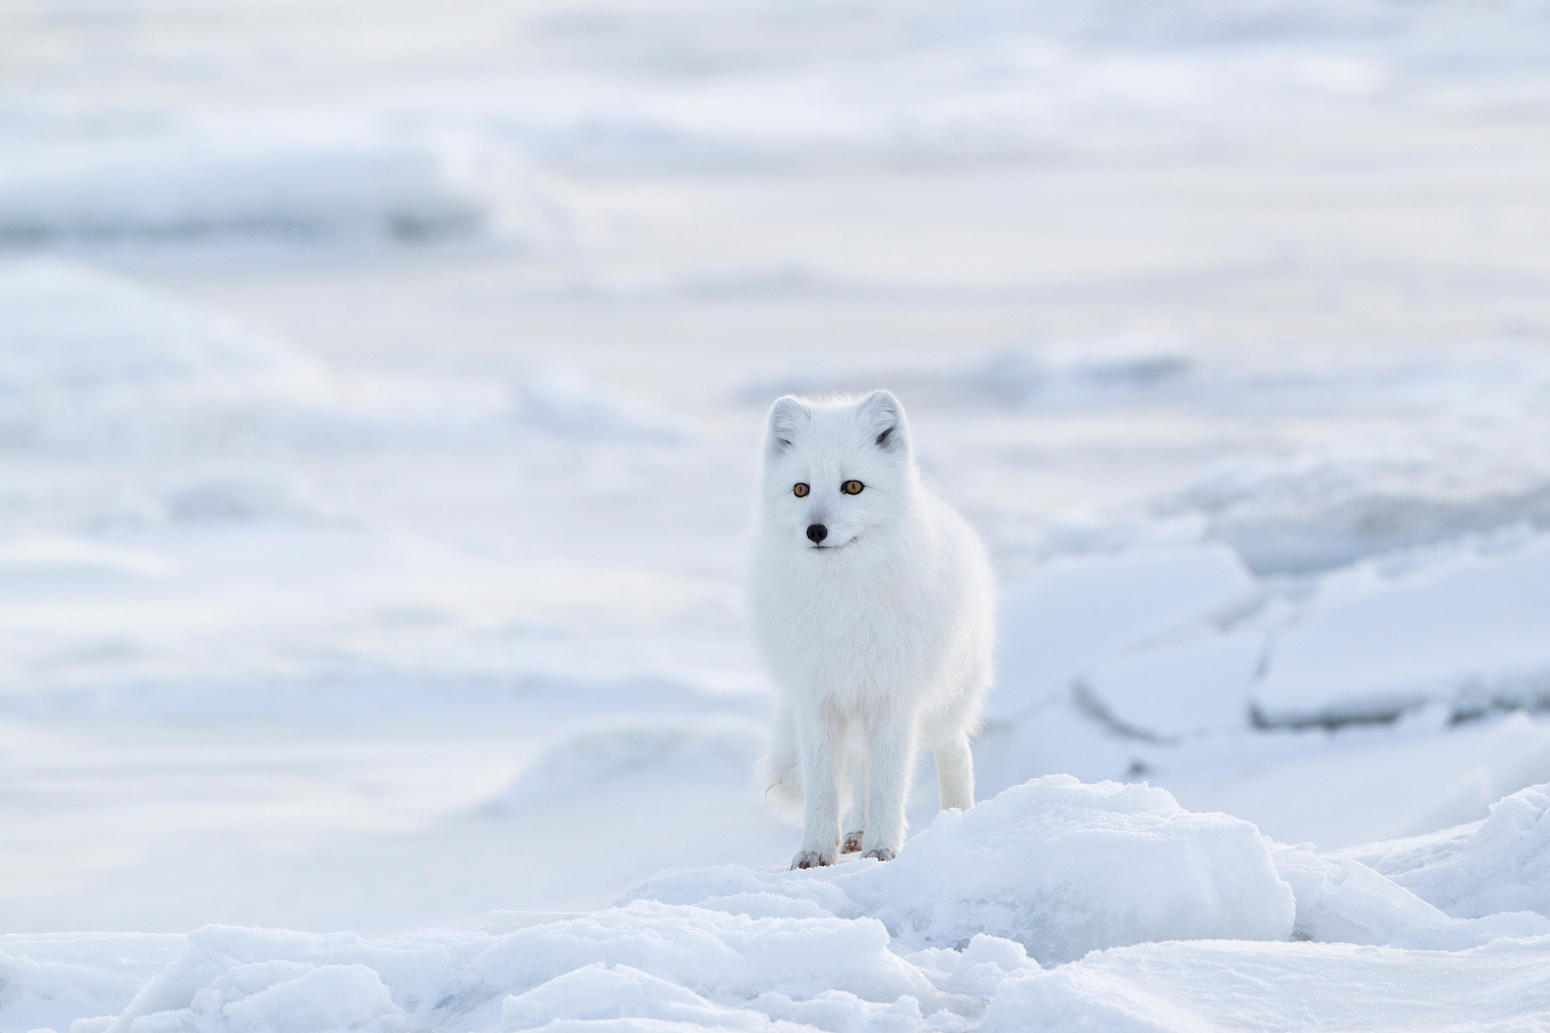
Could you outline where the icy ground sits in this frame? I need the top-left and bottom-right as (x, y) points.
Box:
(8, 778), (1550, 1032)
(5, 0), (1550, 1030)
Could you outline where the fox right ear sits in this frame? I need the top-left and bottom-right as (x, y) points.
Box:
(767, 395), (808, 451)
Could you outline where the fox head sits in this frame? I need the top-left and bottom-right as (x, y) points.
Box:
(760, 390), (916, 555)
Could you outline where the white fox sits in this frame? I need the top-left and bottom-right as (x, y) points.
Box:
(752, 390), (994, 869)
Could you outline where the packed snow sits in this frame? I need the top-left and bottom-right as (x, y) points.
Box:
(5, 0), (1550, 1030)
(6, 780), (1550, 1032)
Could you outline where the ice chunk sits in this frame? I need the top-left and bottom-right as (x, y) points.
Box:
(0, 932), (183, 1033)
(1076, 631), (1263, 740)
(995, 545), (1257, 718)
(1347, 781), (1550, 921)
(1273, 845), (1550, 949)
(1252, 535), (1550, 727)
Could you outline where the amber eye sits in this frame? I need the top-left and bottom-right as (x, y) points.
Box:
(841, 480), (865, 495)
(792, 483), (810, 498)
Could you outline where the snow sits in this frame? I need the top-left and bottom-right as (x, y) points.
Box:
(1346, 781), (1550, 922)
(1159, 709), (1550, 849)
(980, 937), (1550, 1033)
(6, 0), (1550, 1030)
(1252, 534), (1550, 726)
(628, 777), (1295, 965)
(840, 777), (1295, 962)
(7, 780), (1550, 1032)
(0, 261), (321, 402)
(992, 545), (1257, 721)
(0, 136), (521, 244)
(1271, 845), (1550, 950)
(989, 531), (1550, 748)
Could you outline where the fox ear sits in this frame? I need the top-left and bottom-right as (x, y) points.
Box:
(768, 395), (808, 451)
(859, 389), (908, 454)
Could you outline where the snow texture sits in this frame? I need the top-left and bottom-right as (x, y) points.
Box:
(1346, 781), (1550, 922)
(8, 779), (1550, 1032)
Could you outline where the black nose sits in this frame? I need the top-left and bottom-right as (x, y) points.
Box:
(806, 523), (828, 544)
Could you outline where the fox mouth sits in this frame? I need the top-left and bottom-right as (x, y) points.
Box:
(811, 537), (858, 551)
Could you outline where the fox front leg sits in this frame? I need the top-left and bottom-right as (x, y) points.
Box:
(861, 711), (916, 862)
(791, 703), (841, 869)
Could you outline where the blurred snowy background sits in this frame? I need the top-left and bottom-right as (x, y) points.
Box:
(4, 0), (1550, 947)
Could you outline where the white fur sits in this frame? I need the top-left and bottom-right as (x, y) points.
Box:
(751, 390), (994, 869)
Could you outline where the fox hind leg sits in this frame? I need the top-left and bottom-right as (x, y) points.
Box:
(936, 731), (974, 812)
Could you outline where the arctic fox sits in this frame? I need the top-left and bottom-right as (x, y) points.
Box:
(752, 390), (994, 869)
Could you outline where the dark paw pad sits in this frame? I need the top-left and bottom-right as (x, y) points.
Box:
(861, 847), (896, 862)
(841, 832), (864, 854)
(790, 849), (833, 870)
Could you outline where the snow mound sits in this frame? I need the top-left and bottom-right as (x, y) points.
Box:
(1348, 781), (1550, 922)
(844, 776), (1294, 962)
(980, 936), (1550, 1033)
(1252, 533), (1550, 727)
(0, 136), (508, 243)
(635, 777), (1295, 965)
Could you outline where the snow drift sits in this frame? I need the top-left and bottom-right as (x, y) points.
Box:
(9, 777), (1550, 1033)
(632, 775), (1295, 964)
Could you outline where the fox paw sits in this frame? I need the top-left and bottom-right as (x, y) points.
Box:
(861, 847), (896, 862)
(790, 849), (833, 870)
(841, 831), (864, 854)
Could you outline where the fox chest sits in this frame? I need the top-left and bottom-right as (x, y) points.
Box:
(765, 581), (943, 701)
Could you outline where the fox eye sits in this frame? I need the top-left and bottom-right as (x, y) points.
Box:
(841, 480), (865, 495)
(792, 483), (810, 498)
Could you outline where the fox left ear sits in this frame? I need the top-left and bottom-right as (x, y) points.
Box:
(767, 395), (809, 453)
(859, 389), (908, 455)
